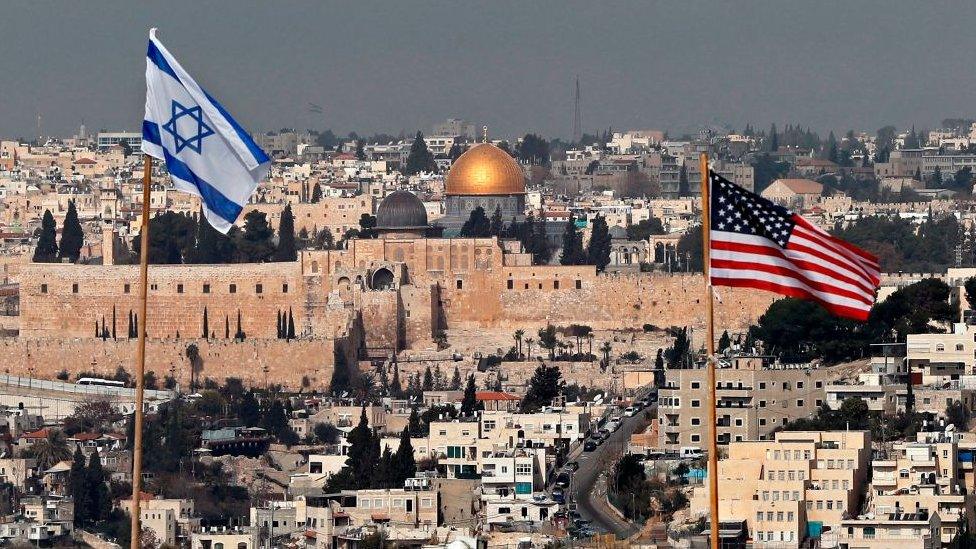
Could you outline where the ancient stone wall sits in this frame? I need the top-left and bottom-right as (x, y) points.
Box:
(0, 337), (337, 390)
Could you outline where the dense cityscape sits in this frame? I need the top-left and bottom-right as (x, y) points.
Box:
(7, 3), (976, 549)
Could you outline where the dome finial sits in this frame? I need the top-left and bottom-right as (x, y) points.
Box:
(482, 125), (488, 144)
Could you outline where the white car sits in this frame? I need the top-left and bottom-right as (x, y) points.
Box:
(606, 418), (622, 432)
(624, 406), (638, 417)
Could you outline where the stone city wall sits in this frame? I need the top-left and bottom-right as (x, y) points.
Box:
(0, 337), (338, 391)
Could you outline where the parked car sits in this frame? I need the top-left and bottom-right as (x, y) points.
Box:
(606, 418), (622, 431)
(552, 487), (565, 503)
(680, 446), (704, 459)
(624, 406), (638, 417)
(564, 460), (580, 472)
(583, 439), (598, 451)
(555, 472), (571, 488)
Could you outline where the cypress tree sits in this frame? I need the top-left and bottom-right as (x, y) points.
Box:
(407, 407), (422, 436)
(346, 408), (376, 489)
(330, 350), (352, 395)
(225, 315), (230, 339)
(59, 200), (84, 262)
(393, 427), (416, 485)
(68, 446), (89, 526)
(202, 307), (209, 339)
(273, 204), (297, 262)
(559, 216), (585, 265)
(390, 363), (402, 398)
(311, 182), (322, 203)
(33, 210), (59, 263)
(450, 366), (462, 390)
(276, 310), (283, 339)
(489, 206), (504, 236)
(586, 215), (612, 272)
(422, 366), (433, 391)
(111, 306), (116, 340)
(404, 131), (437, 175)
(461, 374), (479, 416)
(128, 310), (134, 339)
(235, 310), (244, 340)
(287, 308), (296, 339)
(86, 448), (110, 524)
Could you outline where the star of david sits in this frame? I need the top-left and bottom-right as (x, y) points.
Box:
(162, 100), (214, 154)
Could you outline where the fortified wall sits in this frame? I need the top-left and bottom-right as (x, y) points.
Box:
(13, 235), (777, 384)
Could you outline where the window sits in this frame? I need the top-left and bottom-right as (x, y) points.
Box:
(72, 283), (78, 293)
(507, 280), (513, 289)
(759, 382), (766, 390)
(124, 283), (130, 293)
(515, 482), (532, 494)
(203, 284), (210, 294)
(691, 381), (701, 389)
(177, 284), (184, 294)
(229, 284), (237, 294)
(816, 381), (823, 388)
(797, 381), (804, 389)
(796, 399), (804, 407)
(255, 283), (263, 294)
(957, 344), (965, 351)
(734, 419), (743, 426)
(282, 283), (288, 293)
(456, 280), (463, 290)
(691, 400), (701, 408)
(759, 400), (767, 408)
(575, 279), (582, 289)
(690, 434), (700, 442)
(691, 418), (701, 426)
(40, 284), (47, 294)
(554, 280), (559, 289)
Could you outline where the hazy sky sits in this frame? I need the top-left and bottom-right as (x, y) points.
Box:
(3, 1), (976, 141)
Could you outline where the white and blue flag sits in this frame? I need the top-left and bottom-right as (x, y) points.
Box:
(142, 28), (270, 233)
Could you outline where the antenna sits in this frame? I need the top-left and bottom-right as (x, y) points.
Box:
(573, 75), (582, 144)
(482, 125), (488, 144)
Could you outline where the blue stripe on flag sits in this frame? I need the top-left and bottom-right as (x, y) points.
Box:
(161, 149), (243, 224)
(146, 40), (181, 83)
(204, 90), (271, 166)
(142, 120), (162, 146)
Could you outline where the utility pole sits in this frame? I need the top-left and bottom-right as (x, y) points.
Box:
(573, 75), (582, 144)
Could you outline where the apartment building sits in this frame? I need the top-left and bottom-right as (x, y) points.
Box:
(480, 408), (591, 448)
(659, 356), (836, 451)
(122, 497), (199, 547)
(834, 510), (941, 549)
(691, 430), (871, 548)
(871, 430), (973, 546)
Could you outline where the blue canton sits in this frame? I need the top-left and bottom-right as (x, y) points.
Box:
(709, 172), (795, 248)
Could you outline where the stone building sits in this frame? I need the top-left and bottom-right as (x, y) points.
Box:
(659, 356), (838, 451)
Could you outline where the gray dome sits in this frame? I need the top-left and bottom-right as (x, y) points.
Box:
(376, 191), (428, 229)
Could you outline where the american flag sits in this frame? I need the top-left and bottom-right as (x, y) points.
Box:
(708, 171), (880, 321)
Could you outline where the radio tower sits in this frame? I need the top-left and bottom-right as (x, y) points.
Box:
(572, 75), (582, 144)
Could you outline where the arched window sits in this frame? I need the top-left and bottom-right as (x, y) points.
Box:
(371, 268), (395, 291)
(936, 344), (945, 352)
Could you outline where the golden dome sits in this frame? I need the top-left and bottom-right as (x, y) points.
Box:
(445, 143), (526, 196)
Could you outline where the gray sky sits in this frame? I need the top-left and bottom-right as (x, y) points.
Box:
(3, 1), (976, 141)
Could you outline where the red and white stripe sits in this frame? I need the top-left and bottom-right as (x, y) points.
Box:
(710, 216), (881, 321)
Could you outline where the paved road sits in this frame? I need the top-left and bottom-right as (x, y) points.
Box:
(569, 408), (652, 539)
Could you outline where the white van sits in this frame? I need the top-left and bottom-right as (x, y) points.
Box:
(680, 446), (704, 459)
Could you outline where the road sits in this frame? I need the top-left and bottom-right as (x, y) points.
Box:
(568, 407), (652, 539)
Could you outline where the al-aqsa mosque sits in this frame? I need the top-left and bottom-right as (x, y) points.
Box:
(438, 139), (527, 234)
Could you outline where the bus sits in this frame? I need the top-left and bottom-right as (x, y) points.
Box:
(75, 378), (126, 388)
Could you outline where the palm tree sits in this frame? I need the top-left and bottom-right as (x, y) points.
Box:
(600, 341), (612, 371)
(28, 429), (72, 470)
(524, 338), (534, 361)
(513, 329), (525, 359)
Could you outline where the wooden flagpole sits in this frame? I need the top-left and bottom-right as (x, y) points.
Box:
(699, 152), (720, 549)
(130, 154), (152, 549)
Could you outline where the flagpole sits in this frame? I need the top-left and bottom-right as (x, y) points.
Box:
(130, 154), (152, 549)
(698, 152), (719, 549)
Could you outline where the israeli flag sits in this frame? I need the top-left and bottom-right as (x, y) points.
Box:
(142, 28), (269, 233)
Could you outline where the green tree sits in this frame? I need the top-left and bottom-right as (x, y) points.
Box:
(346, 408), (378, 489)
(187, 207), (236, 263)
(537, 324), (559, 360)
(358, 213), (378, 239)
(664, 327), (692, 368)
(330, 350), (353, 396)
(965, 276), (976, 310)
(946, 400), (970, 431)
(86, 448), (111, 523)
(717, 330), (731, 353)
(559, 216), (585, 265)
(626, 218), (665, 240)
(516, 133), (550, 166)
(132, 211), (198, 264)
(68, 445), (91, 525)
(404, 131), (437, 175)
(314, 422), (340, 445)
(234, 210), (275, 262)
(29, 429), (72, 472)
(521, 364), (564, 412)
(674, 224), (703, 272)
(489, 206), (504, 236)
(460, 206), (492, 237)
(59, 200), (84, 262)
(392, 427), (416, 485)
(33, 209), (59, 262)
(461, 374), (479, 416)
(450, 366), (462, 391)
(587, 215), (612, 272)
(310, 182), (323, 203)
(273, 204), (297, 261)
(422, 366), (434, 392)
